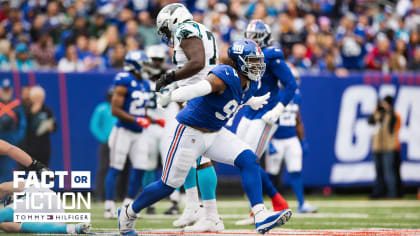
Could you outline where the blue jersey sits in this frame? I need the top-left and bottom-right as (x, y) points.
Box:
(243, 46), (297, 122)
(273, 91), (301, 139)
(113, 72), (150, 132)
(177, 64), (258, 131)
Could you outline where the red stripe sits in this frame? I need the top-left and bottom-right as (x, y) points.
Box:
(12, 70), (21, 99)
(28, 71), (36, 86)
(162, 125), (184, 182)
(58, 72), (72, 190)
(256, 124), (270, 157)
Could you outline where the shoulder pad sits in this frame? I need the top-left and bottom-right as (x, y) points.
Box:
(263, 46), (284, 60)
(210, 64), (239, 86)
(113, 72), (131, 86)
(175, 22), (202, 40)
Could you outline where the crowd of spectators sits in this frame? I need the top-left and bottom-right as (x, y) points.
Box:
(0, 0), (418, 74)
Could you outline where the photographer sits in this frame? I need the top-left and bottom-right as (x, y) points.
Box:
(368, 96), (402, 198)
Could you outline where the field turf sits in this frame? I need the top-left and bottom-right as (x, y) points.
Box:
(6, 194), (420, 235)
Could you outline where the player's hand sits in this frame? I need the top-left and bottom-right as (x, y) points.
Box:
(301, 139), (309, 158)
(155, 118), (165, 128)
(28, 160), (53, 181)
(262, 102), (285, 125)
(156, 71), (175, 92)
(157, 91), (172, 108)
(136, 117), (151, 128)
(247, 92), (270, 110)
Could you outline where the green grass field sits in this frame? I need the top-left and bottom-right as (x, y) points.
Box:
(6, 194), (420, 235)
(90, 194), (420, 235)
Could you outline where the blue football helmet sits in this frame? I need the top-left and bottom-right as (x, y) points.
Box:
(244, 19), (271, 48)
(123, 50), (149, 77)
(228, 39), (266, 81)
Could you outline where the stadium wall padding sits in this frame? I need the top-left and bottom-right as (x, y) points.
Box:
(2, 71), (420, 189)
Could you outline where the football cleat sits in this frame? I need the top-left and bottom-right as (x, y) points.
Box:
(118, 206), (137, 235)
(297, 202), (318, 213)
(184, 217), (225, 232)
(173, 207), (201, 227)
(75, 222), (91, 234)
(255, 209), (292, 234)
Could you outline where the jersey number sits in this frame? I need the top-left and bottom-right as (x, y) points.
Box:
(215, 100), (239, 120)
(129, 91), (147, 115)
(206, 31), (217, 65)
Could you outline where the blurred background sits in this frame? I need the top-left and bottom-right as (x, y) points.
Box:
(0, 0), (419, 198)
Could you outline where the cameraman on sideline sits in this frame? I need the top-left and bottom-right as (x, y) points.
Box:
(368, 96), (402, 199)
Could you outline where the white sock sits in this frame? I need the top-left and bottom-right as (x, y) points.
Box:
(252, 203), (266, 221)
(66, 224), (76, 234)
(127, 203), (137, 217)
(185, 187), (199, 210)
(104, 200), (115, 211)
(203, 199), (219, 221)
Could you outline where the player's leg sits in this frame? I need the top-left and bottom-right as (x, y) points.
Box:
(173, 167), (201, 227)
(263, 140), (289, 211)
(142, 125), (161, 214)
(104, 127), (130, 218)
(184, 157), (223, 232)
(160, 128), (181, 215)
(165, 188), (181, 215)
(237, 118), (288, 211)
(119, 124), (205, 235)
(205, 128), (292, 233)
(18, 222), (90, 234)
(284, 137), (317, 213)
(125, 130), (153, 204)
(143, 170), (157, 214)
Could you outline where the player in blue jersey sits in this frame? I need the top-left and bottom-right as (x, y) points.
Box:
(266, 67), (318, 213)
(118, 39), (292, 235)
(236, 20), (297, 218)
(104, 50), (165, 218)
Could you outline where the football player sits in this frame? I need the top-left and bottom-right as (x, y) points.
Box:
(265, 67), (318, 213)
(143, 44), (180, 214)
(104, 50), (165, 218)
(236, 19), (297, 219)
(0, 140), (49, 176)
(0, 142), (90, 234)
(154, 3), (222, 231)
(118, 39), (292, 235)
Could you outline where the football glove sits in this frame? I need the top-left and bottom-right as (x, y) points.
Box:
(156, 71), (175, 92)
(28, 159), (53, 181)
(246, 92), (270, 110)
(262, 102), (285, 125)
(136, 117), (151, 128)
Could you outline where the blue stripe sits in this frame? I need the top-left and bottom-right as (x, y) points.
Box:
(164, 125), (186, 183)
(163, 124), (181, 175)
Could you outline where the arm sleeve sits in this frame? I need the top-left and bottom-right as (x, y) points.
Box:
(171, 80), (212, 103)
(270, 59), (297, 106)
